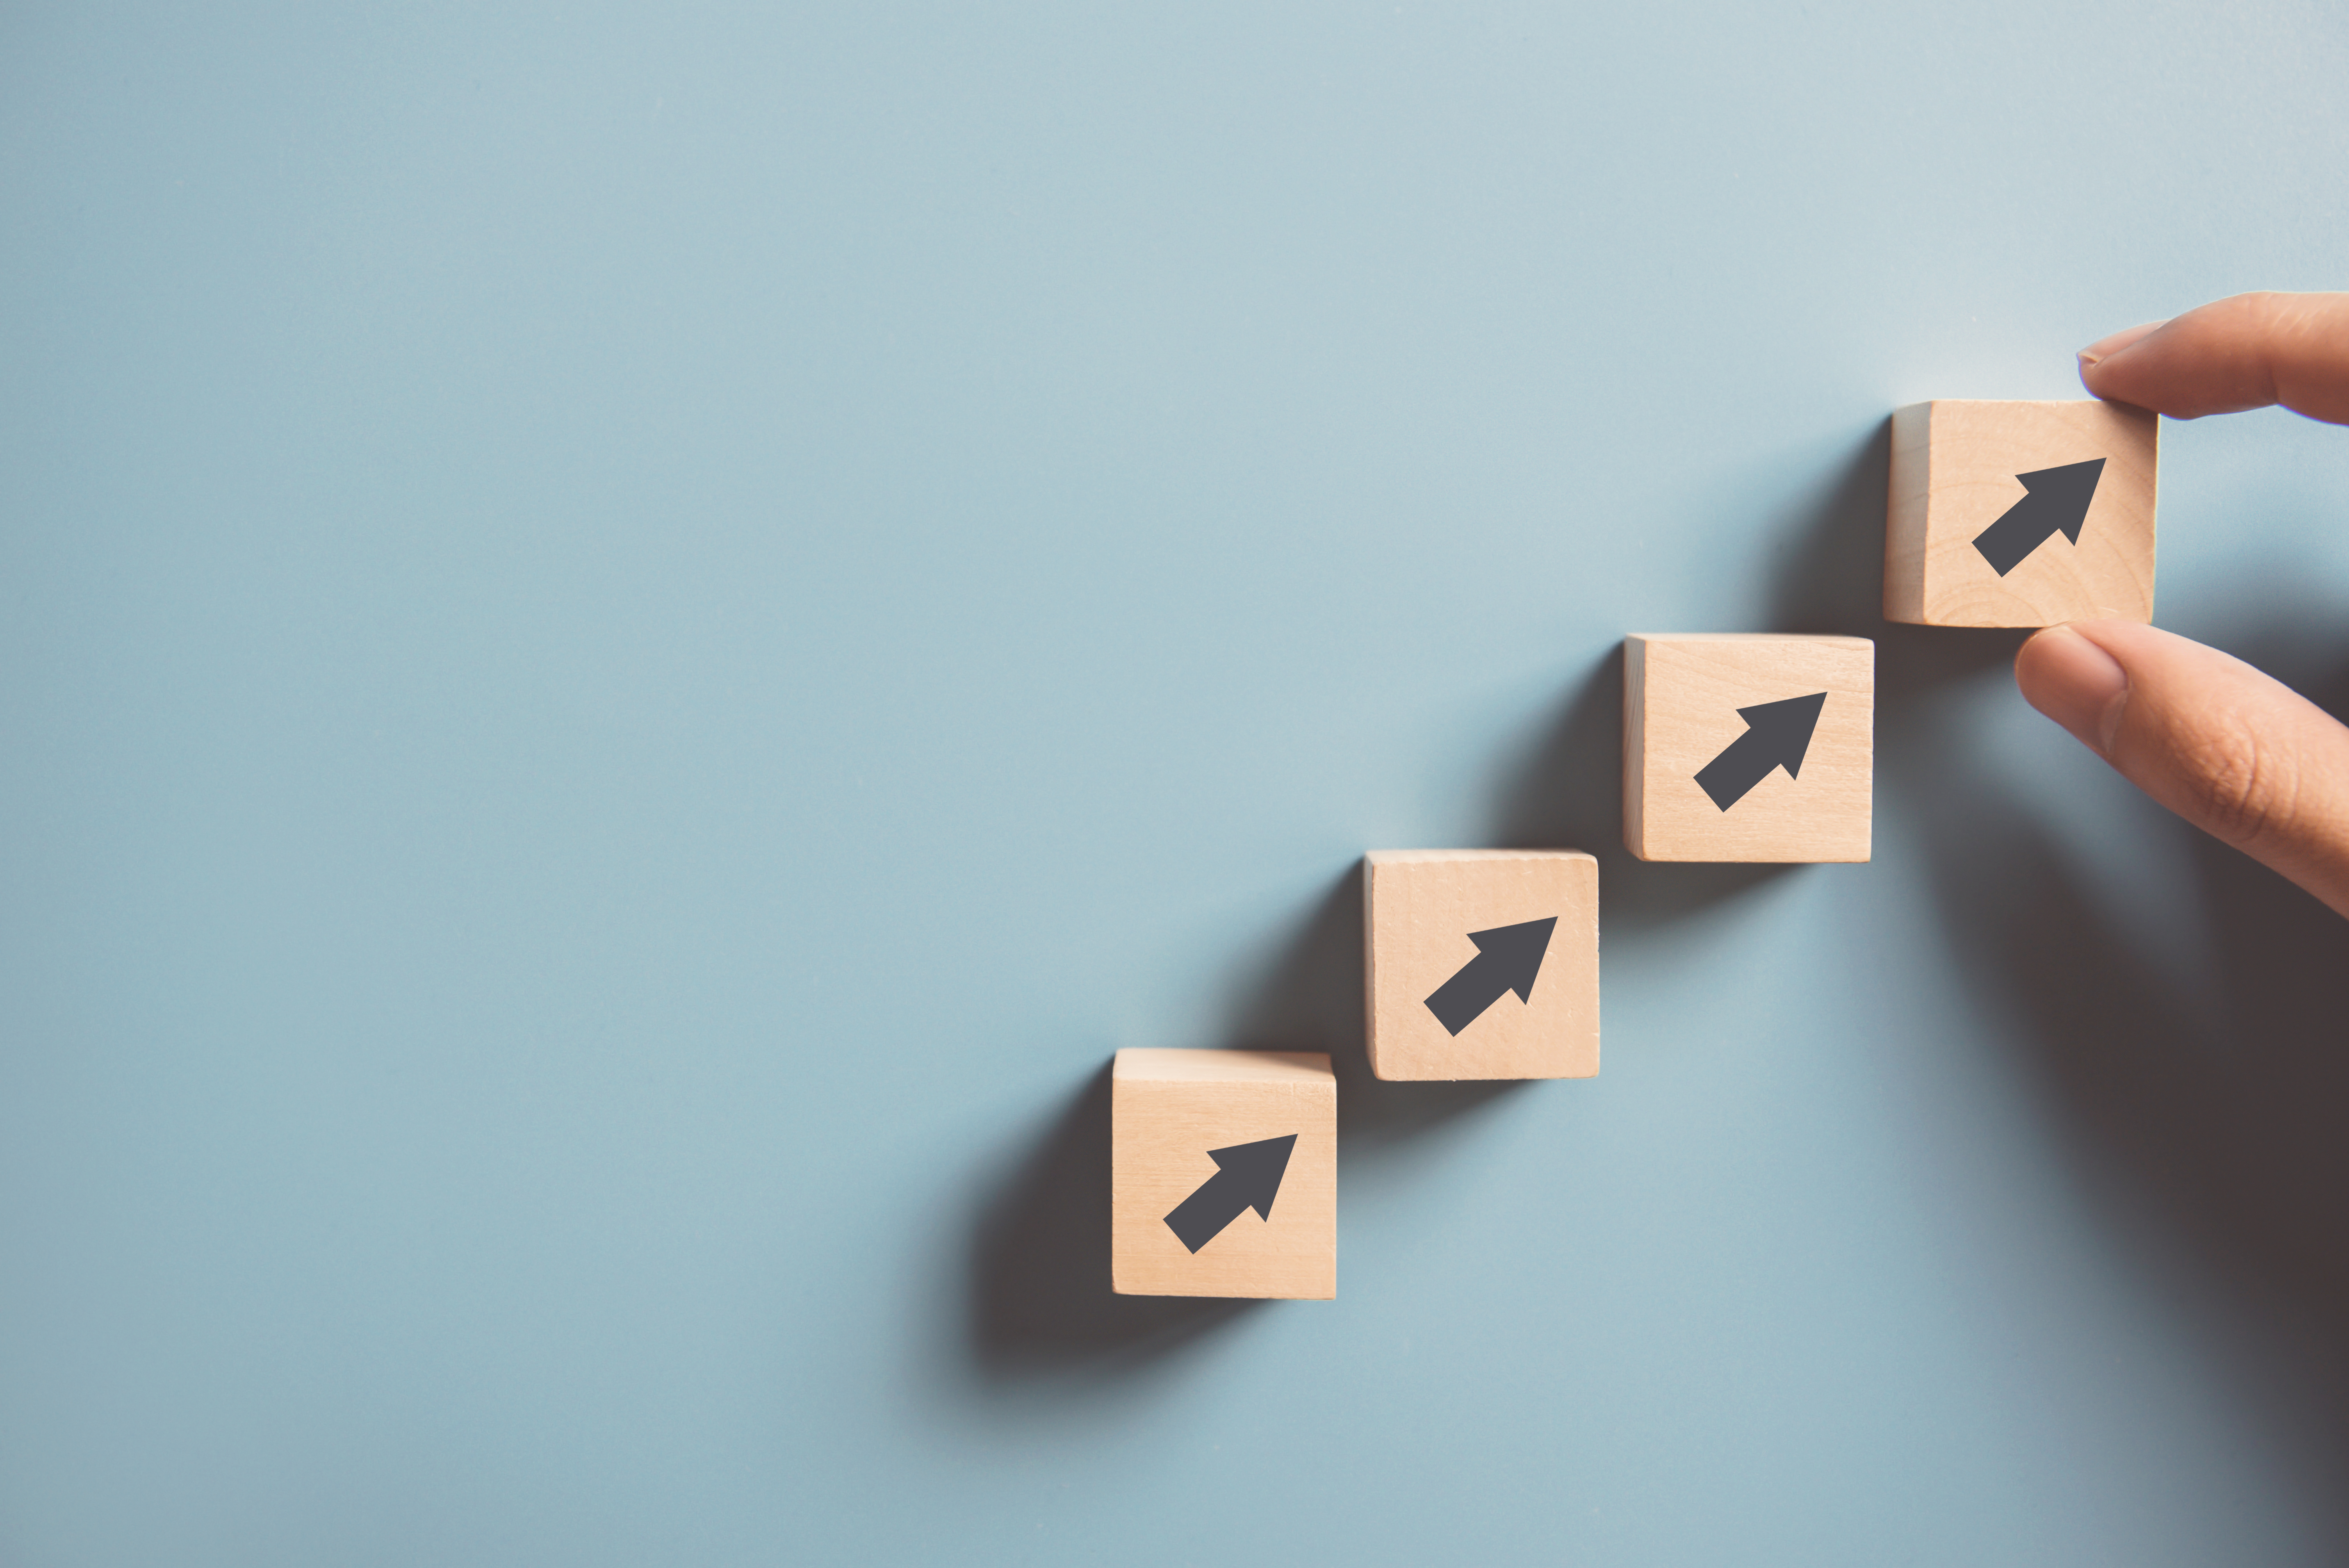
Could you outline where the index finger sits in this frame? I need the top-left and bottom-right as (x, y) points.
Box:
(2078, 290), (2349, 425)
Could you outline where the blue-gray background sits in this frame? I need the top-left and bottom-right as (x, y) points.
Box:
(7, 4), (2349, 1563)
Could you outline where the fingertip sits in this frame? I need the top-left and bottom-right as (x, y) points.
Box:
(2015, 615), (2349, 917)
(2016, 623), (2131, 755)
(2069, 293), (2349, 422)
(2077, 320), (2169, 399)
(2076, 320), (2167, 369)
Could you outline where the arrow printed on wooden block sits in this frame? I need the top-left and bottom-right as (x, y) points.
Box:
(1162, 1135), (1298, 1253)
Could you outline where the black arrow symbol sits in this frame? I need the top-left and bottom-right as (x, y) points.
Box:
(1422, 917), (1558, 1036)
(1162, 1135), (1298, 1253)
(1694, 692), (1827, 811)
(1970, 458), (2106, 576)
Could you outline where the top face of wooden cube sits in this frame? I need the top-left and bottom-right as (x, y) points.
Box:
(1886, 399), (2158, 627)
(1112, 1048), (1333, 1085)
(1362, 850), (1598, 1082)
(1624, 634), (1873, 863)
(1110, 1049), (1335, 1300)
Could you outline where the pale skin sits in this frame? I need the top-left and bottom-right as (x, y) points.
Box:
(2015, 292), (2349, 916)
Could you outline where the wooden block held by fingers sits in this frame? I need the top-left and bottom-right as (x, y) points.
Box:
(1362, 850), (1599, 1082)
(1886, 399), (2158, 627)
(1110, 1049), (1335, 1300)
(1624, 634), (1873, 863)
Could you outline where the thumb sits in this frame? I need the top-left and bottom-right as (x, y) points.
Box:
(2014, 620), (2349, 917)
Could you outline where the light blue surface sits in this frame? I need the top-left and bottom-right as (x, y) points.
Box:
(7, 4), (2349, 1563)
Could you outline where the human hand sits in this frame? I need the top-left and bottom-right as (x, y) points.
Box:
(2012, 292), (2349, 917)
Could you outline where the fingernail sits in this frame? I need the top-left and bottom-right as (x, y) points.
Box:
(2077, 319), (2167, 368)
(2021, 624), (2130, 755)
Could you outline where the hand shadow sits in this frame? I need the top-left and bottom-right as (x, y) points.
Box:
(1784, 422), (2349, 1525)
(1905, 607), (2349, 1545)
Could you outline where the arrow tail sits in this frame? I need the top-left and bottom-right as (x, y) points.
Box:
(1970, 494), (2058, 576)
(1162, 1170), (1246, 1253)
(1423, 952), (1505, 1036)
(1694, 729), (1775, 811)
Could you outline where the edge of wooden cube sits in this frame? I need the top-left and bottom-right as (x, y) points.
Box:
(1623, 636), (1652, 857)
(1111, 1047), (1333, 1085)
(1883, 402), (1934, 624)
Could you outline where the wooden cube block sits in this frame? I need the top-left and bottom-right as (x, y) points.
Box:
(1624, 634), (1873, 863)
(1886, 399), (2158, 627)
(1110, 1048), (1335, 1300)
(1362, 850), (1599, 1082)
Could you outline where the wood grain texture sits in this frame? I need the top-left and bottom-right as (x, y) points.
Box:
(1362, 850), (1599, 1082)
(1624, 634), (1873, 862)
(1110, 1049), (1335, 1300)
(1885, 399), (2158, 627)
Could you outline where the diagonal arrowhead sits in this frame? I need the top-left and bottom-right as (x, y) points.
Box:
(1206, 1135), (1297, 1222)
(1466, 917), (1558, 1005)
(1736, 692), (1826, 780)
(2018, 457), (2105, 545)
